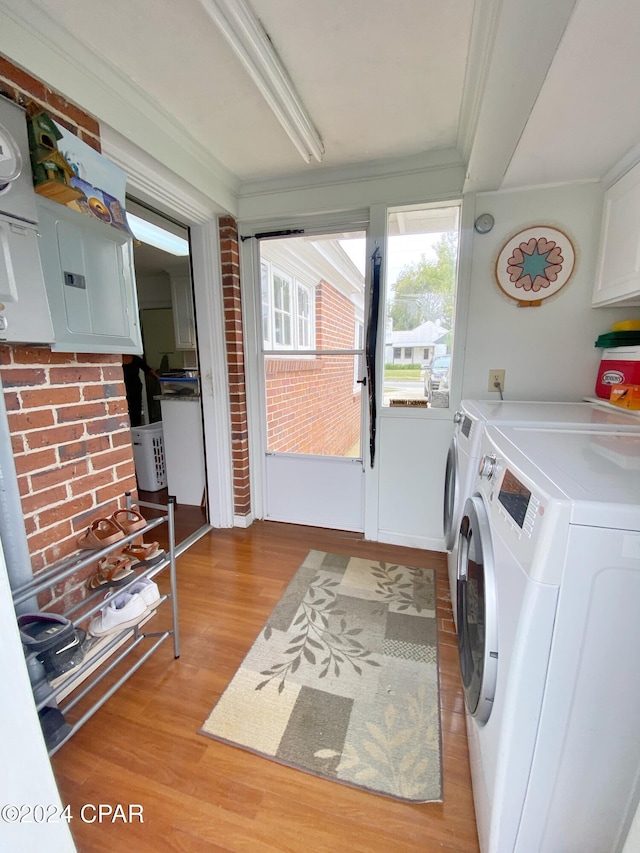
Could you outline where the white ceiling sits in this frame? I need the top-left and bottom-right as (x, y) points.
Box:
(0, 0), (639, 211)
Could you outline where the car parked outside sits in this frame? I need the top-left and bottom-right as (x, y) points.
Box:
(423, 354), (451, 403)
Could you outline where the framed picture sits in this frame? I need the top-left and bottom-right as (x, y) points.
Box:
(495, 226), (575, 306)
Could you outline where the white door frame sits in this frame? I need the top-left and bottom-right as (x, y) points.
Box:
(239, 212), (372, 527)
(102, 129), (235, 527)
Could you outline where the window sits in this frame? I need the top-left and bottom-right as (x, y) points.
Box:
(383, 202), (460, 408)
(261, 261), (315, 350)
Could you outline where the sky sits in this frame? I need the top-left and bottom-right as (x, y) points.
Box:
(340, 234), (440, 285)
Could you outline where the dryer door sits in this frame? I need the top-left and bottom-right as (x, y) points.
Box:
(457, 495), (499, 724)
(443, 436), (459, 551)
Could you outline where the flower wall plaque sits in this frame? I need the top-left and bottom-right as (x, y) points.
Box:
(495, 226), (575, 307)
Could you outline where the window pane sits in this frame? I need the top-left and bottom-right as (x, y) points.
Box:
(297, 283), (311, 348)
(261, 262), (270, 345)
(265, 354), (361, 457)
(384, 204), (460, 408)
(273, 272), (292, 346)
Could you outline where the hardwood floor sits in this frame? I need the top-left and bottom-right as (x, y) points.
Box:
(51, 522), (479, 853)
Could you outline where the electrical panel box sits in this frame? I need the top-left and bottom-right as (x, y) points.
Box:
(36, 196), (142, 354)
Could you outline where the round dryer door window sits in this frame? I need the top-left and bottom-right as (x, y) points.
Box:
(457, 495), (499, 723)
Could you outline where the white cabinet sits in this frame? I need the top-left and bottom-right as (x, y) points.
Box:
(170, 273), (196, 349)
(593, 160), (640, 307)
(37, 196), (143, 352)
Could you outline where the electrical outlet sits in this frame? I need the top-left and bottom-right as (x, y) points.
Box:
(488, 369), (505, 392)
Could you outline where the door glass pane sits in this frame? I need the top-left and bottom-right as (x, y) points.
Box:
(265, 354), (362, 457)
(384, 203), (460, 408)
(259, 229), (366, 458)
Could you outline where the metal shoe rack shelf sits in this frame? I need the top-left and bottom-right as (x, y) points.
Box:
(11, 493), (180, 757)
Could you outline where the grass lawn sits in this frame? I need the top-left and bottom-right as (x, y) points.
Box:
(384, 368), (422, 381)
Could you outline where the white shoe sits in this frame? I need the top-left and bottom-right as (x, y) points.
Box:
(88, 591), (147, 637)
(128, 577), (161, 611)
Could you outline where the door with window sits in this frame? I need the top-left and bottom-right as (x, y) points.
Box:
(258, 230), (367, 531)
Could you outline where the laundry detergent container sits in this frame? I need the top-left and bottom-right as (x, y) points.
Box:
(595, 346), (640, 398)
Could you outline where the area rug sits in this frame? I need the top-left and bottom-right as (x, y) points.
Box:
(200, 550), (442, 802)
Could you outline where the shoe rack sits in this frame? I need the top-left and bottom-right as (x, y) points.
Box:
(11, 493), (179, 757)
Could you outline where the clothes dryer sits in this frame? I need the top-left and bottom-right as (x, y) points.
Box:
(457, 425), (640, 853)
(443, 400), (640, 626)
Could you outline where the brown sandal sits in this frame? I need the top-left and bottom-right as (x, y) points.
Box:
(77, 518), (125, 550)
(111, 509), (147, 535)
(86, 555), (134, 589)
(120, 541), (165, 569)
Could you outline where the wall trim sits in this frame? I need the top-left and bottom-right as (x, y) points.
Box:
(376, 530), (445, 553)
(233, 513), (254, 528)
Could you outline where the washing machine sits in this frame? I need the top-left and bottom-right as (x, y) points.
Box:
(457, 424), (640, 853)
(443, 400), (640, 626)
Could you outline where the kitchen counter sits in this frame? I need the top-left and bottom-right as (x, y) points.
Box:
(159, 397), (205, 506)
(154, 394), (201, 402)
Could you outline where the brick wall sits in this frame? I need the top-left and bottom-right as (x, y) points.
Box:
(265, 280), (361, 457)
(219, 216), (251, 517)
(0, 57), (137, 610)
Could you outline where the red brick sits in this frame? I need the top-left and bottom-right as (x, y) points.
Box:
(38, 494), (93, 529)
(86, 415), (130, 435)
(57, 402), (106, 422)
(78, 130), (101, 153)
(8, 408), (55, 432)
(1, 368), (47, 387)
(42, 536), (88, 571)
(26, 424), (84, 450)
(13, 448), (58, 475)
(3, 391), (19, 410)
(49, 366), (103, 385)
(85, 435), (111, 455)
(0, 58), (47, 101)
(27, 520), (73, 554)
(43, 88), (99, 135)
(103, 366), (125, 382)
(112, 431), (133, 449)
(30, 460), (89, 491)
(115, 460), (136, 481)
(21, 485), (68, 516)
(97, 479), (137, 504)
(83, 383), (121, 401)
(21, 386), (81, 408)
(10, 348), (74, 365)
(69, 470), (113, 497)
(90, 447), (134, 471)
(106, 398), (129, 416)
(58, 441), (88, 461)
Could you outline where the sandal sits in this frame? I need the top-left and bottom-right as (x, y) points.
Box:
(86, 555), (135, 589)
(120, 541), (166, 569)
(111, 509), (147, 536)
(77, 518), (125, 550)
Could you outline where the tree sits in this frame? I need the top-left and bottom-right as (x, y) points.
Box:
(388, 232), (457, 331)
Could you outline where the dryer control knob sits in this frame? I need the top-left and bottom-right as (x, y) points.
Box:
(479, 454), (497, 480)
(453, 411), (463, 424)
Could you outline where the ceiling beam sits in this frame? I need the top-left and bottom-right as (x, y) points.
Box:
(461, 0), (579, 193)
(198, 0), (324, 165)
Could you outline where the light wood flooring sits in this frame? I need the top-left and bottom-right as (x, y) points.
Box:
(51, 522), (479, 853)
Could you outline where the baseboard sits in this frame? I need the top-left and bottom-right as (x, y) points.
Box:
(376, 529), (446, 552)
(233, 513), (254, 528)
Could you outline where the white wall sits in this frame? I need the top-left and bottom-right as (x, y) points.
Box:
(461, 181), (632, 401)
(0, 537), (75, 851)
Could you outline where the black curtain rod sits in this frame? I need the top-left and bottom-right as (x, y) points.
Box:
(240, 229), (304, 242)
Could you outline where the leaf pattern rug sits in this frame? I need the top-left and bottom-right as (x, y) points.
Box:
(200, 550), (442, 802)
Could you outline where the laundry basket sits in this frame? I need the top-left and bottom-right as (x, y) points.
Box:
(131, 423), (166, 491)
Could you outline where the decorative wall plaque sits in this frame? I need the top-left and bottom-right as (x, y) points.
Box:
(495, 226), (575, 307)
